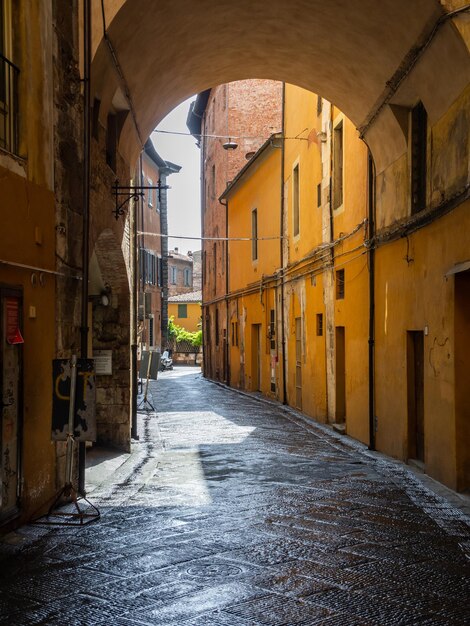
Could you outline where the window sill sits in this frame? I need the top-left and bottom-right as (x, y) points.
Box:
(0, 147), (27, 178)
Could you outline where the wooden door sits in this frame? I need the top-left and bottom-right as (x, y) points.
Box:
(407, 330), (425, 462)
(455, 270), (470, 490)
(251, 324), (261, 391)
(335, 326), (346, 423)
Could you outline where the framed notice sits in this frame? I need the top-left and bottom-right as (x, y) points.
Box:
(94, 350), (112, 375)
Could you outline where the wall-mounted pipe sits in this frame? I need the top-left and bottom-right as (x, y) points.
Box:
(280, 82), (287, 405)
(368, 151), (376, 450)
(78, 0), (92, 495)
(219, 196), (230, 384)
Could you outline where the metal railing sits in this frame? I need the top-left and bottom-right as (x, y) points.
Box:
(0, 53), (19, 155)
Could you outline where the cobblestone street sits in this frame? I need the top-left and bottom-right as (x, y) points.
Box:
(1, 367), (469, 625)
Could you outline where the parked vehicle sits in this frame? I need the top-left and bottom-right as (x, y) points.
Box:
(159, 349), (173, 371)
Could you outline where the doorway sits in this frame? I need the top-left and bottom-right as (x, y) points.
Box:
(251, 324), (261, 391)
(407, 330), (425, 462)
(455, 270), (470, 490)
(295, 317), (302, 410)
(335, 326), (346, 423)
(0, 287), (23, 522)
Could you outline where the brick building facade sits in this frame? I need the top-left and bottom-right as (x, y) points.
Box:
(187, 80), (283, 381)
(138, 140), (180, 353)
(167, 247), (194, 297)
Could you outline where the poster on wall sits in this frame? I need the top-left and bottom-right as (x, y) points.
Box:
(51, 359), (96, 442)
(5, 297), (24, 345)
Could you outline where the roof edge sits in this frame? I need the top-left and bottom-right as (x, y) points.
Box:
(219, 133), (282, 201)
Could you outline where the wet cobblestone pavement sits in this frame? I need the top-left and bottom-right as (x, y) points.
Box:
(1, 367), (470, 625)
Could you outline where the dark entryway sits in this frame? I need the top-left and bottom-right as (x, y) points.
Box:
(407, 330), (425, 463)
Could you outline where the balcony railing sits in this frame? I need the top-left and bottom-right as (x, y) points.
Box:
(0, 53), (19, 155)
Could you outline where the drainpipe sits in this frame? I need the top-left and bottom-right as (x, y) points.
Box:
(219, 197), (230, 385)
(280, 83), (287, 405)
(130, 164), (139, 440)
(368, 152), (376, 450)
(78, 0), (91, 496)
(200, 117), (207, 377)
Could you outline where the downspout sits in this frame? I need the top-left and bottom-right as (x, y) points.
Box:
(140, 152), (146, 349)
(219, 196), (230, 385)
(160, 169), (169, 347)
(280, 83), (287, 405)
(200, 118), (207, 377)
(130, 163), (139, 441)
(78, 0), (91, 495)
(368, 152), (376, 450)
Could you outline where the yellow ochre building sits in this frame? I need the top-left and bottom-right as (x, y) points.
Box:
(219, 82), (469, 493)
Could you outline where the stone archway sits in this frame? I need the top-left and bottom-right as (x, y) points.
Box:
(90, 228), (132, 452)
(89, 0), (470, 177)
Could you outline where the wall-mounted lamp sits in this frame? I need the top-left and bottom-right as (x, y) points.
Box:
(223, 138), (238, 150)
(100, 290), (110, 307)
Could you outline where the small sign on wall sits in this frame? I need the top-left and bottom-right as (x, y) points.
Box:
(94, 350), (113, 375)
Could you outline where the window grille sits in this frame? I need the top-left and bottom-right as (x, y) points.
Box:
(0, 13), (19, 155)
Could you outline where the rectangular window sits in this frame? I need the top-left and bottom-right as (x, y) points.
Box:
(0, 0), (18, 155)
(231, 321), (239, 347)
(231, 322), (239, 347)
(270, 309), (276, 350)
(252, 208), (258, 261)
(178, 304), (187, 318)
(140, 250), (157, 286)
(317, 183), (321, 207)
(410, 102), (427, 214)
(170, 265), (177, 284)
(293, 164), (300, 237)
(184, 267), (192, 287)
(336, 269), (345, 299)
(333, 121), (343, 210)
(316, 313), (323, 336)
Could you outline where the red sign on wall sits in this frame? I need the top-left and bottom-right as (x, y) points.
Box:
(5, 297), (24, 345)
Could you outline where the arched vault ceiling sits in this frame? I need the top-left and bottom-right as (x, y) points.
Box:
(90, 0), (470, 164)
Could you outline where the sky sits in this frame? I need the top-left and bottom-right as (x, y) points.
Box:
(151, 97), (201, 254)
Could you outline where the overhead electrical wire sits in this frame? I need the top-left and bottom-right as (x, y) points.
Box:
(154, 128), (309, 142)
(137, 231), (283, 241)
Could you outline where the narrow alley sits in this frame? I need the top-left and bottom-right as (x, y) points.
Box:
(1, 368), (469, 625)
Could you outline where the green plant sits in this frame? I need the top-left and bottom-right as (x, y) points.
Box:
(168, 316), (202, 348)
